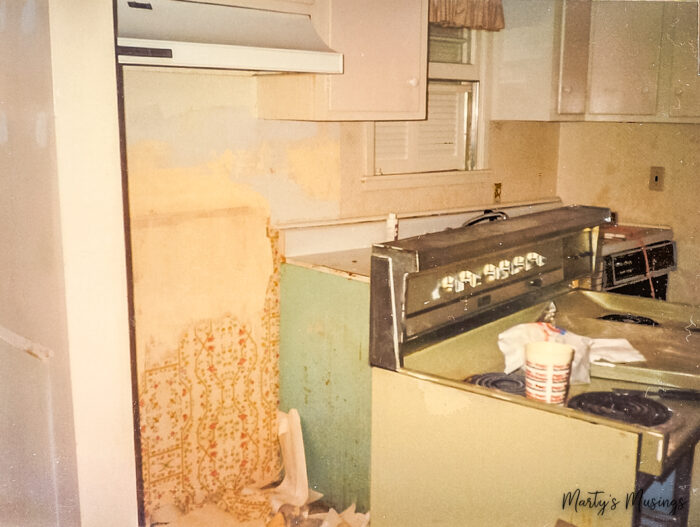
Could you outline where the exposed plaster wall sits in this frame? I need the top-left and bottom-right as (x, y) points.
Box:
(125, 69), (342, 226)
(556, 122), (700, 304)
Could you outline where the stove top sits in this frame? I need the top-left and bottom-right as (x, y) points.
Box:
(567, 391), (672, 427)
(401, 288), (700, 477)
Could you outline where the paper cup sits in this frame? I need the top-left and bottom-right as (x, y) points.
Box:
(524, 341), (574, 405)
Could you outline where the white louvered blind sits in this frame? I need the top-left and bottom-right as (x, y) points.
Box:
(374, 82), (470, 175)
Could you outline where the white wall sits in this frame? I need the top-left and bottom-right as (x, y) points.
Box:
(0, 1), (78, 524)
(48, 1), (140, 525)
(0, 1), (139, 525)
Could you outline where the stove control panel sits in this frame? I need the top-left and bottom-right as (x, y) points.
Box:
(401, 240), (565, 339)
(405, 240), (561, 316)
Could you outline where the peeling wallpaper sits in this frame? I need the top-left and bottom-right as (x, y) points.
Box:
(124, 69), (292, 519)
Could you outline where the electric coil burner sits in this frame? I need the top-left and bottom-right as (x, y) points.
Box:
(597, 313), (659, 326)
(465, 372), (526, 396)
(567, 392), (672, 427)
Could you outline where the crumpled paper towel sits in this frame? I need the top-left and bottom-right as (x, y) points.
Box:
(498, 322), (646, 384)
(588, 338), (648, 364)
(309, 504), (370, 527)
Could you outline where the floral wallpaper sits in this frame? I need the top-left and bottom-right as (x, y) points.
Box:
(137, 228), (282, 522)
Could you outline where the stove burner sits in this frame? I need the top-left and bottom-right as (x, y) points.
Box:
(598, 313), (659, 326)
(465, 372), (526, 396)
(567, 392), (672, 427)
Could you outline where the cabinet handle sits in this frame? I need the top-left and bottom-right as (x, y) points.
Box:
(407, 77), (419, 87)
(675, 88), (684, 96)
(562, 86), (572, 94)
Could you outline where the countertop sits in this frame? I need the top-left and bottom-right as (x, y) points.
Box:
(285, 248), (372, 282)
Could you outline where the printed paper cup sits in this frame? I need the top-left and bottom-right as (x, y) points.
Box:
(525, 341), (574, 405)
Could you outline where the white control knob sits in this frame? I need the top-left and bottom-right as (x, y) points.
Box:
(407, 77), (419, 87)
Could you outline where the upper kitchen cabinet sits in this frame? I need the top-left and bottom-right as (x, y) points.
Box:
(257, 0), (429, 121)
(491, 0), (700, 123)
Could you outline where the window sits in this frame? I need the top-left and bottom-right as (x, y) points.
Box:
(366, 24), (487, 180)
(428, 25), (471, 65)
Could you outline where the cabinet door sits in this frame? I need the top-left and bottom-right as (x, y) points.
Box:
(325, 0), (427, 118)
(489, 0), (560, 121)
(558, 0), (591, 115)
(669, 3), (700, 118)
(257, 0), (428, 120)
(588, 1), (664, 115)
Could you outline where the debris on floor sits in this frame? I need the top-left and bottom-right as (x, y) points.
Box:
(268, 409), (323, 511)
(147, 409), (369, 527)
(266, 503), (369, 527)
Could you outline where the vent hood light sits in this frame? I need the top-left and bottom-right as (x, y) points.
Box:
(116, 0), (343, 74)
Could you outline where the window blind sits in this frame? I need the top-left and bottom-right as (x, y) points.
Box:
(374, 82), (469, 175)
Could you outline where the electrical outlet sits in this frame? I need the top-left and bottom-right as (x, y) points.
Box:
(494, 182), (502, 203)
(649, 166), (665, 191)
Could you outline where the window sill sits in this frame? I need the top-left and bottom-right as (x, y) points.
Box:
(361, 169), (494, 191)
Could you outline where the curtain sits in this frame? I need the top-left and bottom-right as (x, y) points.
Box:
(429, 0), (505, 31)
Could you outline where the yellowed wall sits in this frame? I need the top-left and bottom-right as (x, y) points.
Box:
(557, 122), (700, 304)
(125, 69), (342, 225)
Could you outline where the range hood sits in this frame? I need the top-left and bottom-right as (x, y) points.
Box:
(116, 0), (343, 73)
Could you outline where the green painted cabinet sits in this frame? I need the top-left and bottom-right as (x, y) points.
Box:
(279, 263), (371, 512)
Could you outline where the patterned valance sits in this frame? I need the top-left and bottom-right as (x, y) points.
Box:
(429, 0), (505, 31)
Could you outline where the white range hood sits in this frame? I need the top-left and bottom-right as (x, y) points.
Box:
(116, 0), (343, 74)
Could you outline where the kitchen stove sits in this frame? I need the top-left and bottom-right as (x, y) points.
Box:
(369, 205), (700, 526)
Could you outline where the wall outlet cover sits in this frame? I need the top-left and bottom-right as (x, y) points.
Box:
(649, 166), (664, 191)
(494, 182), (502, 203)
